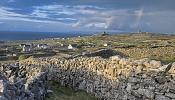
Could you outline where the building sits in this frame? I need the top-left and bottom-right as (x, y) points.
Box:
(6, 53), (17, 57)
(60, 44), (64, 46)
(37, 44), (49, 49)
(22, 45), (31, 52)
(20, 43), (34, 52)
(68, 44), (73, 50)
(104, 43), (108, 47)
(5, 47), (14, 51)
(20, 44), (26, 47)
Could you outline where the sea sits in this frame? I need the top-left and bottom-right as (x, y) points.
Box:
(0, 31), (92, 41)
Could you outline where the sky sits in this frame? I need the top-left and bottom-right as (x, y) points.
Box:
(0, 0), (175, 33)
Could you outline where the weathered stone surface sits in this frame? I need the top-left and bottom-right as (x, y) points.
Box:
(155, 95), (171, 100)
(165, 93), (175, 99)
(137, 88), (155, 99)
(126, 83), (132, 94)
(1, 52), (175, 100)
(150, 60), (162, 68)
(0, 80), (4, 93)
(0, 62), (48, 100)
(0, 96), (8, 100)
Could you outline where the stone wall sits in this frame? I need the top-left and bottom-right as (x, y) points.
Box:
(0, 62), (48, 100)
(0, 53), (175, 100)
(21, 54), (175, 100)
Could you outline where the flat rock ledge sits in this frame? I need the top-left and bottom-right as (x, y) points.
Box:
(1, 53), (175, 100)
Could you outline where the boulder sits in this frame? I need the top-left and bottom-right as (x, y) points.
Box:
(150, 60), (162, 68)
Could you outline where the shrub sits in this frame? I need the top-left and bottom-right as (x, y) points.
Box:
(18, 55), (29, 60)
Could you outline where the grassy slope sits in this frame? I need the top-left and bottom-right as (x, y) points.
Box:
(46, 81), (98, 100)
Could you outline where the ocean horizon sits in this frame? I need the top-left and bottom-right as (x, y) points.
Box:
(0, 31), (124, 41)
(0, 31), (92, 41)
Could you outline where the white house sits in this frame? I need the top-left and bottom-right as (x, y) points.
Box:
(37, 44), (49, 49)
(60, 44), (64, 46)
(22, 45), (31, 52)
(104, 43), (108, 47)
(68, 44), (73, 50)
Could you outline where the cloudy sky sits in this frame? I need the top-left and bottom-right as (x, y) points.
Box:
(0, 0), (175, 33)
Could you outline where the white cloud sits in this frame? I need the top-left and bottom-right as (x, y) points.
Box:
(32, 5), (76, 15)
(55, 18), (77, 21)
(85, 23), (107, 28)
(1, 4), (175, 32)
(30, 9), (49, 18)
(31, 4), (111, 29)
(0, 6), (72, 25)
(71, 8), (132, 30)
(0, 7), (27, 18)
(75, 5), (105, 10)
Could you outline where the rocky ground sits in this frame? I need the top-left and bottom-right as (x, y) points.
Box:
(0, 62), (48, 100)
(0, 49), (175, 100)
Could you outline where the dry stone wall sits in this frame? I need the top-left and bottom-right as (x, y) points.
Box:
(51, 57), (175, 100)
(0, 63), (48, 100)
(0, 52), (175, 100)
(21, 54), (175, 100)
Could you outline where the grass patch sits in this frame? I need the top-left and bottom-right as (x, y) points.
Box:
(149, 56), (175, 64)
(46, 81), (98, 100)
(18, 54), (30, 60)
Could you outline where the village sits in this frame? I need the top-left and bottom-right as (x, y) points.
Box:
(0, 32), (109, 61)
(0, 41), (78, 61)
(0, 32), (175, 64)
